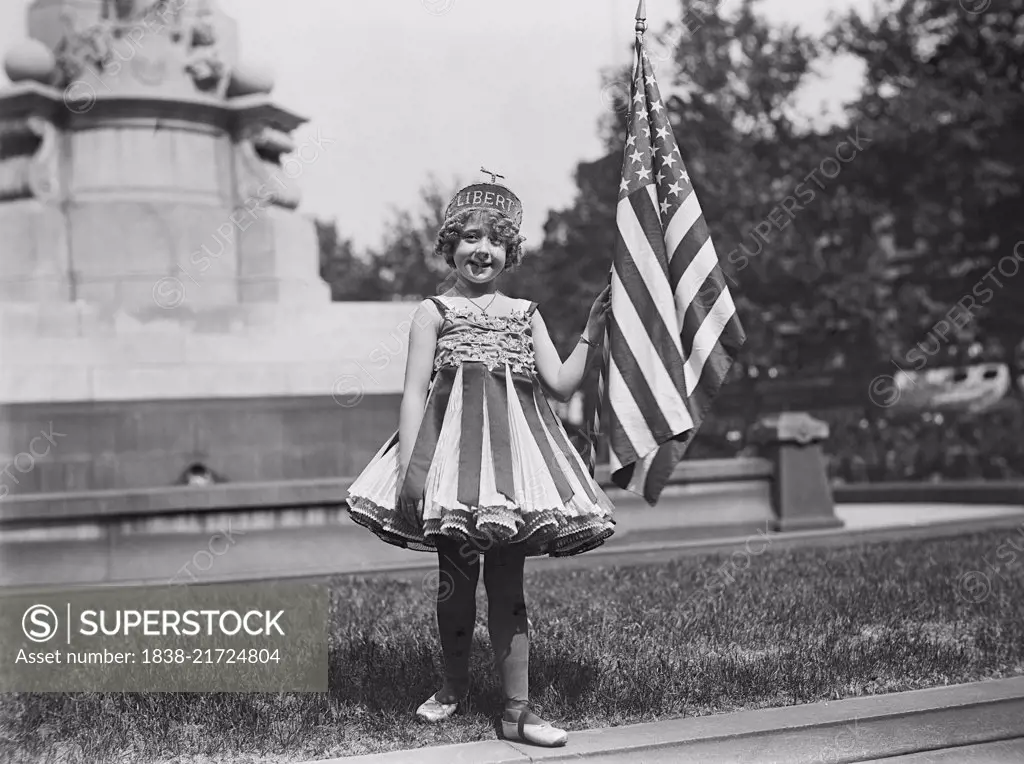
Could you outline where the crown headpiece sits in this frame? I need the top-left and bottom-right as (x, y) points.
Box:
(444, 167), (523, 228)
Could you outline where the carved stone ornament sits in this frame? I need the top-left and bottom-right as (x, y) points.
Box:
(184, 48), (226, 92)
(184, 1), (227, 92)
(54, 0), (226, 94)
(102, 0), (183, 26)
(0, 116), (62, 203)
(54, 15), (116, 86)
(234, 123), (301, 210)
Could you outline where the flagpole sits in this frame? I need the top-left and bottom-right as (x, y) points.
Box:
(583, 0), (650, 478)
(626, 0), (647, 280)
(613, 0), (647, 292)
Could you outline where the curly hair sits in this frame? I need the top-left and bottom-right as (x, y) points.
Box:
(434, 208), (527, 270)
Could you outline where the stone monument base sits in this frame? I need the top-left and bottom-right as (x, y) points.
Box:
(0, 300), (416, 495)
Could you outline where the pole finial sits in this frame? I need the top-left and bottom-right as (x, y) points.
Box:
(480, 166), (505, 184)
(635, 0), (647, 34)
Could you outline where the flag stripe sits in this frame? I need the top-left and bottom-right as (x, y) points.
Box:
(687, 334), (731, 423)
(618, 195), (684, 361)
(633, 186), (671, 278)
(675, 239), (721, 343)
(643, 441), (682, 504)
(665, 190), (703, 251)
(719, 309), (747, 352)
(685, 284), (737, 395)
(681, 264), (728, 361)
(670, 217), (712, 298)
(605, 312), (671, 454)
(604, 379), (639, 485)
(629, 450), (656, 497)
(609, 262), (693, 438)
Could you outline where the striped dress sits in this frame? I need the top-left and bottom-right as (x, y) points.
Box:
(346, 295), (616, 557)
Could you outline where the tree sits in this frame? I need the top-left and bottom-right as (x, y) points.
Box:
(364, 176), (462, 300)
(316, 218), (387, 301)
(830, 0), (1024, 385)
(515, 151), (621, 355)
(318, 177), (475, 302)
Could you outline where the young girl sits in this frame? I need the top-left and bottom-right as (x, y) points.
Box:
(346, 175), (615, 748)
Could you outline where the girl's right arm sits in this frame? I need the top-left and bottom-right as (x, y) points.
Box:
(397, 300), (441, 488)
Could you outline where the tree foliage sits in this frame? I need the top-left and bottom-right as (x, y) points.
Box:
(365, 176), (460, 300)
(830, 0), (1024, 379)
(316, 219), (386, 301)
(317, 177), (462, 302)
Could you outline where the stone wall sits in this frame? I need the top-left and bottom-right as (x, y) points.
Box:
(0, 393), (401, 495)
(0, 300), (419, 494)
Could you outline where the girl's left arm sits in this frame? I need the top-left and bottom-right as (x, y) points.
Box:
(532, 289), (610, 401)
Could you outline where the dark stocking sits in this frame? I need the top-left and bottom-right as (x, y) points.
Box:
(434, 537), (479, 703)
(483, 544), (530, 711)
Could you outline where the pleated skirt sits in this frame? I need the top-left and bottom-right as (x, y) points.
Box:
(346, 361), (616, 557)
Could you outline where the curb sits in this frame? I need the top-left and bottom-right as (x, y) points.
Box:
(252, 508), (1024, 582)
(4, 508), (1022, 596)
(313, 509), (1024, 588)
(833, 481), (1024, 505)
(298, 676), (1024, 763)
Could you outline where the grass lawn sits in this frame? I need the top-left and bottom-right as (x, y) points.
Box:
(2, 527), (1023, 763)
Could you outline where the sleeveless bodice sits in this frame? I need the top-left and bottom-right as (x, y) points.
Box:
(432, 305), (537, 376)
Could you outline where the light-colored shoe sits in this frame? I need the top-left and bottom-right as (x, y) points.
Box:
(501, 705), (568, 747)
(415, 693), (458, 723)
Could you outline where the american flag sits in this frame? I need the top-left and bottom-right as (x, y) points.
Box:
(584, 19), (746, 505)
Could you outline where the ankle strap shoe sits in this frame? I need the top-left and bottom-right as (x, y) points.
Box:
(501, 705), (568, 747)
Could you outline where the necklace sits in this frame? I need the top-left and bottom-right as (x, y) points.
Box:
(455, 285), (500, 315)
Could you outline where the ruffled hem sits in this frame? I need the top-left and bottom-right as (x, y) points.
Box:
(347, 495), (615, 558)
(345, 359), (617, 558)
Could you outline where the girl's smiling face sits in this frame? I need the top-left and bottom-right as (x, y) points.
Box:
(451, 212), (508, 285)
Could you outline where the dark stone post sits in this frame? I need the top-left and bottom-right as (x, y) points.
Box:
(752, 411), (843, 532)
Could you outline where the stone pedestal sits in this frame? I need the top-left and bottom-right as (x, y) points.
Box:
(752, 411), (843, 532)
(1, 0), (329, 307)
(0, 85), (330, 309)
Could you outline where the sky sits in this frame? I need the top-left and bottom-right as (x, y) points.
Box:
(0, 0), (876, 251)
